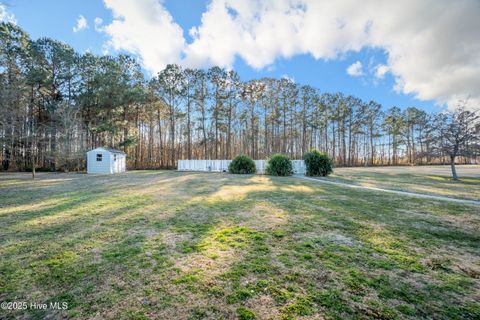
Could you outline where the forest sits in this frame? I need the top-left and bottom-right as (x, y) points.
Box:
(1, 22), (479, 171)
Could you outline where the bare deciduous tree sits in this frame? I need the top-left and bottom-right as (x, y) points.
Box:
(438, 105), (479, 179)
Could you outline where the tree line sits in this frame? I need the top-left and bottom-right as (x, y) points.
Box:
(1, 22), (479, 173)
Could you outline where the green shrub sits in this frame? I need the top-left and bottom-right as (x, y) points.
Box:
(265, 154), (293, 176)
(304, 149), (333, 176)
(229, 154), (256, 174)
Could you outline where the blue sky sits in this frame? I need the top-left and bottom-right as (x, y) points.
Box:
(4, 0), (479, 112)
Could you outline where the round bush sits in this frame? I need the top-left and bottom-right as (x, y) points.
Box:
(304, 149), (333, 176)
(265, 154), (293, 176)
(228, 154), (256, 174)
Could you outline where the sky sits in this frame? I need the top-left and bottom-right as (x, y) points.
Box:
(1, 0), (480, 113)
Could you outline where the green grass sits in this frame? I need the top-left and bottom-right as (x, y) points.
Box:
(0, 171), (479, 319)
(323, 165), (480, 201)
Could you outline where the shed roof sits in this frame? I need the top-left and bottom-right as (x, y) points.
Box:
(88, 147), (126, 155)
(104, 147), (126, 154)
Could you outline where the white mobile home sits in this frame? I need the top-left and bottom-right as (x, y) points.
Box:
(87, 147), (126, 174)
(177, 159), (306, 175)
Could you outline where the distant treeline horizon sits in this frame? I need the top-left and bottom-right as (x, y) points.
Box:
(1, 22), (478, 171)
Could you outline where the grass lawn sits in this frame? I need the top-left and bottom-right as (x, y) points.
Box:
(0, 171), (479, 319)
(323, 165), (480, 201)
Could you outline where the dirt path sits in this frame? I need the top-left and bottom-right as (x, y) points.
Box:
(296, 175), (480, 206)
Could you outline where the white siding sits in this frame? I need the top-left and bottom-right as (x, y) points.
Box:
(291, 160), (306, 175)
(87, 149), (112, 174)
(119, 154), (126, 172)
(110, 153), (126, 173)
(87, 148), (126, 174)
(177, 159), (306, 175)
(177, 159), (230, 172)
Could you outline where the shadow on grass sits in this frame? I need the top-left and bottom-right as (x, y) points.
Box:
(0, 172), (479, 319)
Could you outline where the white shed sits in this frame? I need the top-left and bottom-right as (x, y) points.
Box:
(87, 147), (126, 174)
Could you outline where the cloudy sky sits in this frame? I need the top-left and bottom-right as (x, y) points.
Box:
(2, 0), (480, 111)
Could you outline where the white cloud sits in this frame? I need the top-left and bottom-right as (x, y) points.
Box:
(374, 64), (389, 79)
(183, 0), (480, 108)
(101, 43), (110, 55)
(347, 61), (363, 77)
(99, 0), (480, 109)
(94, 17), (104, 32)
(73, 15), (88, 32)
(0, 3), (16, 24)
(100, 0), (185, 73)
(281, 74), (295, 82)
(184, 0), (306, 69)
